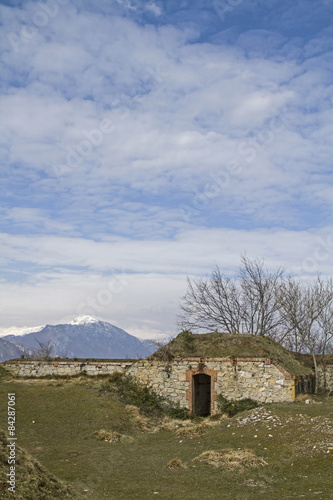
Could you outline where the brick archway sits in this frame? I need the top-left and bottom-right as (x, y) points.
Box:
(186, 365), (217, 415)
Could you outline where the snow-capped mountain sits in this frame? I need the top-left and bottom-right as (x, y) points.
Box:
(0, 316), (154, 361)
(69, 315), (99, 326)
(0, 316), (97, 338)
(0, 324), (45, 338)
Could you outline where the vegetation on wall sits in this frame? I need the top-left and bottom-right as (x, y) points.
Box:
(217, 395), (258, 417)
(100, 372), (189, 420)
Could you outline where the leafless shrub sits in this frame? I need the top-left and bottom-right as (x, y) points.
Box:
(178, 255), (284, 337)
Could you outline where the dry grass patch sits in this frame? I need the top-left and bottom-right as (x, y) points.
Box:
(125, 405), (194, 434)
(167, 458), (187, 469)
(10, 377), (94, 387)
(129, 412), (226, 437)
(192, 448), (268, 471)
(94, 430), (134, 443)
(295, 394), (321, 404)
(150, 417), (191, 433)
(176, 422), (209, 439)
(175, 417), (224, 439)
(125, 405), (152, 432)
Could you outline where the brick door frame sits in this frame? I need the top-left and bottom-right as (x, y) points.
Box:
(186, 366), (217, 415)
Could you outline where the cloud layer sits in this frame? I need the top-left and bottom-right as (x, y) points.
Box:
(0, 0), (332, 337)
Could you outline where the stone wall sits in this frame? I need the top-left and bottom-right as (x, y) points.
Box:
(4, 357), (326, 412)
(318, 364), (333, 393)
(3, 360), (133, 377)
(128, 357), (297, 412)
(128, 359), (191, 409)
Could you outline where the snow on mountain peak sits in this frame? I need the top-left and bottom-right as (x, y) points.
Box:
(69, 315), (99, 326)
(0, 324), (45, 338)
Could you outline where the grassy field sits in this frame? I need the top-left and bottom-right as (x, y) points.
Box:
(0, 370), (332, 500)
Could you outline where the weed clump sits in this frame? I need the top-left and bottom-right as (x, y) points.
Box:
(167, 458), (187, 469)
(192, 448), (267, 471)
(176, 423), (209, 439)
(93, 430), (134, 443)
(100, 372), (189, 420)
(217, 395), (258, 417)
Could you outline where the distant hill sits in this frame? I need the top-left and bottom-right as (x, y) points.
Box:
(0, 338), (35, 363)
(0, 316), (153, 361)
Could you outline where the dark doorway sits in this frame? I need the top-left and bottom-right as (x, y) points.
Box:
(193, 374), (211, 416)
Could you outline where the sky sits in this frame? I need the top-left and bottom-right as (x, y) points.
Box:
(0, 0), (332, 340)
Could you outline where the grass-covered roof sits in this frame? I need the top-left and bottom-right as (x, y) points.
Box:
(152, 331), (314, 377)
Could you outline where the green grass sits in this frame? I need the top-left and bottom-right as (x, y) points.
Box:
(153, 331), (314, 376)
(0, 373), (332, 499)
(0, 429), (74, 499)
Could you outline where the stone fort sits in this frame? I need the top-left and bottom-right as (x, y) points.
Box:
(3, 332), (332, 416)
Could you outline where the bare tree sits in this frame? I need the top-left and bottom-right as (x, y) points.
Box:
(316, 278), (333, 390)
(239, 256), (285, 337)
(35, 339), (54, 359)
(276, 277), (332, 393)
(147, 336), (176, 361)
(178, 256), (284, 336)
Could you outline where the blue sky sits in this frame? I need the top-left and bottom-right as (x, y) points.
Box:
(0, 0), (332, 339)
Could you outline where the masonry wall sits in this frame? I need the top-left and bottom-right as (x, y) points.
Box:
(4, 358), (327, 411)
(3, 360), (133, 377)
(318, 364), (333, 393)
(128, 357), (297, 412)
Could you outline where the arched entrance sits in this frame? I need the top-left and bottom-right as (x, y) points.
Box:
(193, 373), (211, 416)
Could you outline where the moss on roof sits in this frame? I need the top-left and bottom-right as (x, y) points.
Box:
(152, 331), (313, 377)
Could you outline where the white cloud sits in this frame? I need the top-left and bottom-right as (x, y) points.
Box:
(0, 0), (332, 335)
(0, 226), (332, 338)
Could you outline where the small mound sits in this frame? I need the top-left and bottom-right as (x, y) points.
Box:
(167, 458), (187, 469)
(93, 430), (133, 443)
(192, 448), (267, 471)
(0, 429), (74, 499)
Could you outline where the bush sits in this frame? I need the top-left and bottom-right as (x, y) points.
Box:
(217, 395), (258, 417)
(100, 372), (189, 420)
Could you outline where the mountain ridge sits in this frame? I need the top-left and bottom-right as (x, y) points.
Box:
(0, 316), (154, 362)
